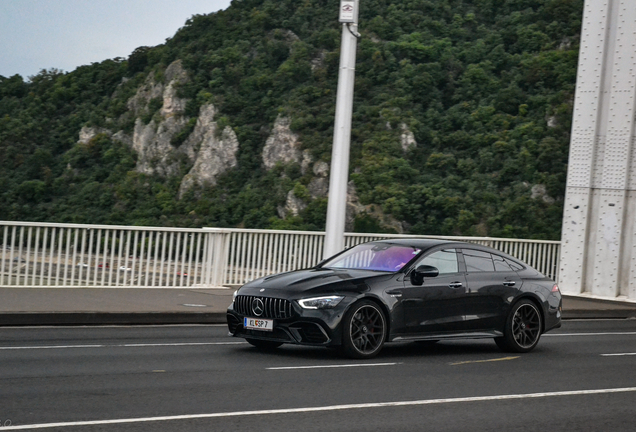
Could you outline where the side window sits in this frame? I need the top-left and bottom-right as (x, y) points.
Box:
(416, 249), (458, 274)
(463, 249), (495, 272)
(505, 258), (524, 271)
(493, 254), (513, 272)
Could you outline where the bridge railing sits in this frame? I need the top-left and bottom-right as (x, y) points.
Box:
(214, 229), (560, 286)
(0, 222), (209, 288)
(0, 221), (561, 288)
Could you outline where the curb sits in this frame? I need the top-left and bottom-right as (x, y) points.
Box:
(561, 310), (636, 320)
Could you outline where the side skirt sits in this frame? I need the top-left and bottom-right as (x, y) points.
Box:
(390, 330), (503, 343)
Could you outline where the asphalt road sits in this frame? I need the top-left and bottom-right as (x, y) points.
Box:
(1, 320), (636, 431)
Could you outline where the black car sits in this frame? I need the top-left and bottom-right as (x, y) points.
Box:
(227, 239), (562, 359)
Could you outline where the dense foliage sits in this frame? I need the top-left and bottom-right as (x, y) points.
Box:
(0, 0), (583, 239)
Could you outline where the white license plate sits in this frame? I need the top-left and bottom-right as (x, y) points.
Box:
(244, 317), (274, 331)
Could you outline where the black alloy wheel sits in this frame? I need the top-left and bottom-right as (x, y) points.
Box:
(245, 338), (283, 350)
(495, 299), (542, 353)
(341, 300), (387, 359)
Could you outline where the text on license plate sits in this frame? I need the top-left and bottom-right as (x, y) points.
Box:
(244, 317), (274, 331)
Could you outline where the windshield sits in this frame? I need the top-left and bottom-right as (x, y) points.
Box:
(321, 243), (421, 272)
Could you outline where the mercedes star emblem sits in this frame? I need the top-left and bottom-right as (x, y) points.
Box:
(252, 298), (265, 316)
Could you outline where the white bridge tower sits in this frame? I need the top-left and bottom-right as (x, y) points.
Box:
(559, 0), (636, 300)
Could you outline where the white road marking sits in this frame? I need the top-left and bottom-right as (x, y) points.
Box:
(4, 387), (636, 430)
(450, 356), (518, 366)
(0, 341), (245, 350)
(601, 353), (636, 357)
(544, 332), (636, 337)
(3, 331), (635, 350)
(267, 362), (398, 370)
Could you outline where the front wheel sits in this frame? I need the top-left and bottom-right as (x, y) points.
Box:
(340, 300), (387, 359)
(246, 338), (282, 351)
(495, 299), (542, 353)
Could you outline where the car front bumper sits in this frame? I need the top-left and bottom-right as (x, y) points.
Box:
(226, 300), (350, 347)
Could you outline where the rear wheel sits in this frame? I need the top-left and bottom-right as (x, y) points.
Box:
(340, 300), (387, 359)
(246, 338), (282, 351)
(495, 299), (542, 353)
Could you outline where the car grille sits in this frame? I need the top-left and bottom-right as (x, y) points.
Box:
(234, 295), (294, 319)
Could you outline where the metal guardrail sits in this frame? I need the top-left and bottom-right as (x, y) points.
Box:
(1, 221), (561, 288)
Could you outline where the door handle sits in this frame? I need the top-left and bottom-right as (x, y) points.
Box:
(503, 281), (516, 287)
(449, 282), (463, 289)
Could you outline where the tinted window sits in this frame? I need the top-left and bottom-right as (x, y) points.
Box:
(463, 249), (495, 272)
(506, 258), (524, 271)
(417, 249), (458, 274)
(493, 254), (513, 272)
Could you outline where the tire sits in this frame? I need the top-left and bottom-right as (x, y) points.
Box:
(340, 300), (387, 359)
(495, 299), (542, 353)
(245, 338), (282, 351)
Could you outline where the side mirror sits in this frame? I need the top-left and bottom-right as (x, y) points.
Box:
(410, 265), (439, 286)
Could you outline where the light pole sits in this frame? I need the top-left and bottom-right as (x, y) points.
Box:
(323, 0), (360, 259)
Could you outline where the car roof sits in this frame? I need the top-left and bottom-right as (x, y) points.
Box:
(371, 238), (457, 251)
(370, 238), (526, 266)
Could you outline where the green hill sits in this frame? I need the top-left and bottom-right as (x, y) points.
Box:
(0, 0), (583, 239)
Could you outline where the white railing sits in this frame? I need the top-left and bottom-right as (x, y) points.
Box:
(0, 222), (213, 288)
(1, 221), (561, 288)
(215, 229), (560, 285)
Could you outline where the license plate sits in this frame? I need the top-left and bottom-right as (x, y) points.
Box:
(244, 317), (274, 331)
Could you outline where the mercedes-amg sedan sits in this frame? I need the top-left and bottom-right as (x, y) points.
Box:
(227, 239), (562, 359)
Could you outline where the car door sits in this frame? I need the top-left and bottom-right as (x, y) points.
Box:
(461, 249), (523, 331)
(399, 248), (468, 335)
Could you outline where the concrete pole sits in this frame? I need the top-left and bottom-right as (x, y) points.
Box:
(323, 1), (360, 259)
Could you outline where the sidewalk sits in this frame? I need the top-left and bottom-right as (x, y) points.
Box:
(0, 288), (635, 326)
(0, 288), (234, 326)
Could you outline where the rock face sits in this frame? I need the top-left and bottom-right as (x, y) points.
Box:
(78, 126), (131, 147)
(161, 80), (187, 118)
(308, 161), (329, 199)
(178, 104), (239, 197)
(127, 77), (164, 116)
(400, 123), (417, 152)
(279, 160), (330, 218)
(281, 190), (307, 218)
(127, 60), (241, 187)
(310, 50), (326, 71)
(127, 60), (188, 115)
(262, 115), (302, 169)
(78, 60), (240, 193)
(531, 184), (555, 204)
(130, 60), (190, 177)
(133, 116), (189, 177)
(78, 127), (110, 144)
(346, 181), (404, 233)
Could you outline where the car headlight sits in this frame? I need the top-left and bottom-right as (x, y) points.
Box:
(298, 296), (344, 309)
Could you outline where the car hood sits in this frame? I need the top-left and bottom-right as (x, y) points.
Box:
(237, 267), (394, 297)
